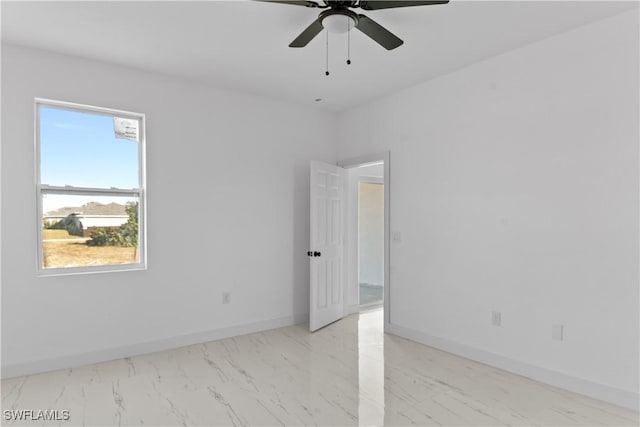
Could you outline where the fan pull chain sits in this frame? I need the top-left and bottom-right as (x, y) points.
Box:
(347, 17), (351, 65)
(325, 30), (330, 76)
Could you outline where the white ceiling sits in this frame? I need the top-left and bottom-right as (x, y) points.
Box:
(2, 1), (637, 111)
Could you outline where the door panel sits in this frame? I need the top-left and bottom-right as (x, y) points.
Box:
(310, 160), (346, 332)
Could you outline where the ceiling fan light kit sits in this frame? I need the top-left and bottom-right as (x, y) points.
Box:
(261, 0), (449, 75)
(320, 10), (357, 33)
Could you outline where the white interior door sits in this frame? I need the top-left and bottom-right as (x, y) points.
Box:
(309, 160), (346, 332)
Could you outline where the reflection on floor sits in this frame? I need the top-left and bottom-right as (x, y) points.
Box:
(359, 283), (383, 306)
(2, 309), (638, 426)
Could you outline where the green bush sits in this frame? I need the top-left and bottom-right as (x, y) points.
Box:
(86, 202), (139, 247)
(121, 202), (138, 247)
(49, 214), (84, 236)
(86, 228), (120, 246)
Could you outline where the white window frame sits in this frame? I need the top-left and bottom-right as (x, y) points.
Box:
(35, 98), (147, 276)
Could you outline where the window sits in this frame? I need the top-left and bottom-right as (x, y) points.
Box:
(36, 99), (146, 274)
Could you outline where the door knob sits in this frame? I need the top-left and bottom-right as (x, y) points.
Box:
(314, 251), (321, 257)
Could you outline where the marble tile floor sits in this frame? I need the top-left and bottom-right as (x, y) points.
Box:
(2, 309), (638, 426)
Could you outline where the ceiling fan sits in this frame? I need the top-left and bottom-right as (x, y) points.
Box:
(261, 0), (449, 50)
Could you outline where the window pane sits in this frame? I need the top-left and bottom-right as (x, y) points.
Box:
(42, 194), (140, 269)
(39, 106), (139, 189)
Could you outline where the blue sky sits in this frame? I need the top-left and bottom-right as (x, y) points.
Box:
(40, 106), (140, 213)
(40, 106), (139, 189)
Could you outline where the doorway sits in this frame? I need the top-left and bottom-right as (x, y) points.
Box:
(358, 178), (384, 308)
(339, 152), (390, 330)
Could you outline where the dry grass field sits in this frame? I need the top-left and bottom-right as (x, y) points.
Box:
(43, 229), (81, 240)
(42, 229), (137, 268)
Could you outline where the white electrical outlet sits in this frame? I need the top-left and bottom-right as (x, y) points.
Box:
(552, 324), (564, 341)
(392, 231), (402, 243)
(491, 311), (502, 327)
(222, 292), (231, 305)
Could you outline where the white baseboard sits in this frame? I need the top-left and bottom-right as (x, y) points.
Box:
(2, 313), (309, 379)
(386, 323), (639, 412)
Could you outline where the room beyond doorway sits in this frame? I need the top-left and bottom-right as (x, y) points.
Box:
(340, 152), (390, 328)
(358, 181), (384, 307)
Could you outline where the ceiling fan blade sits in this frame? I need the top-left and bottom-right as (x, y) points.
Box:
(256, 0), (321, 7)
(360, 0), (448, 10)
(355, 14), (403, 50)
(289, 19), (324, 47)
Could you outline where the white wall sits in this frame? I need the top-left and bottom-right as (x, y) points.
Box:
(1, 44), (337, 376)
(338, 10), (639, 409)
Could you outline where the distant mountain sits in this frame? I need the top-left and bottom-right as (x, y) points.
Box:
(45, 202), (127, 216)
